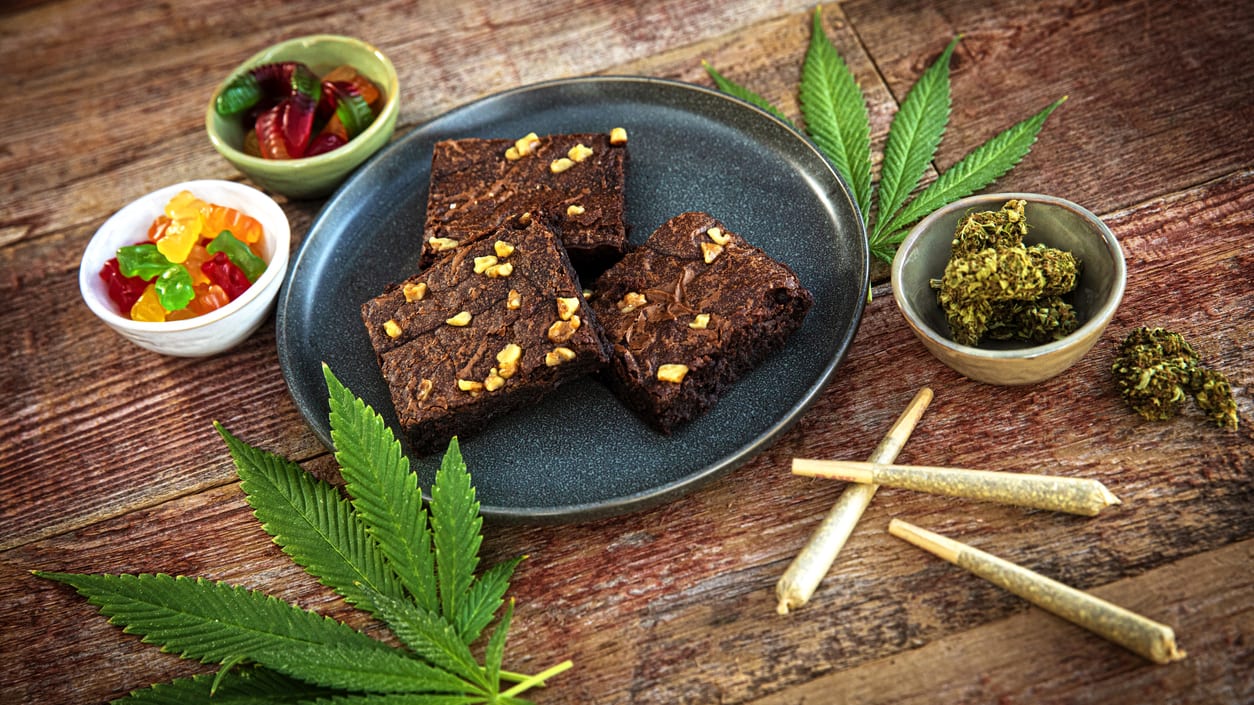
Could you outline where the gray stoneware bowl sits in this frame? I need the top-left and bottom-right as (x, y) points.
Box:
(891, 192), (1125, 385)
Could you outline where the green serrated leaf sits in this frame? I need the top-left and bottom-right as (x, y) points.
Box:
(210, 654), (249, 696)
(111, 665), (333, 704)
(216, 423), (405, 616)
(256, 642), (480, 695)
(323, 364), (438, 613)
(35, 572), (387, 664)
(429, 439), (481, 629)
(872, 36), (959, 242)
(360, 585), (491, 692)
(799, 5), (873, 218)
(483, 599), (514, 694)
(456, 556), (522, 645)
(306, 695), (485, 705)
(702, 60), (795, 127)
(875, 96), (1067, 249)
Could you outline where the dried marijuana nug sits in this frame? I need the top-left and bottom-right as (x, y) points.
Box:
(1111, 326), (1238, 429)
(934, 200), (1082, 346)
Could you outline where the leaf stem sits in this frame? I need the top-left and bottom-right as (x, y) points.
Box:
(500, 660), (574, 697)
(497, 669), (534, 683)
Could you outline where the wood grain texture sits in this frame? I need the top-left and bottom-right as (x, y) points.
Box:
(1, 0), (1252, 703)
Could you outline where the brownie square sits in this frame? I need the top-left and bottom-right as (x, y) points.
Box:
(422, 131), (628, 275)
(588, 212), (813, 434)
(362, 219), (610, 452)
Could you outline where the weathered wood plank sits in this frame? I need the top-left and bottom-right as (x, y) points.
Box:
(846, 0), (1254, 218)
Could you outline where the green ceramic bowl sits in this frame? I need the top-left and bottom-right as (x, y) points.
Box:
(205, 35), (400, 199)
(891, 193), (1126, 385)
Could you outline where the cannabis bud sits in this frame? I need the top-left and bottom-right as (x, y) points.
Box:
(933, 200), (1082, 346)
(1111, 326), (1238, 429)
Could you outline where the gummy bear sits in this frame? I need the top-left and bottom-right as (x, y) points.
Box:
(203, 203), (263, 244)
(157, 190), (206, 263)
(99, 258), (148, 313)
(131, 283), (167, 322)
(147, 215), (170, 242)
(207, 230), (266, 281)
(192, 283), (231, 314)
(202, 251), (251, 300)
(183, 243), (213, 286)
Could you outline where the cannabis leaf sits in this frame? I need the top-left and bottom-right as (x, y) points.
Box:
(704, 5), (1064, 263)
(798, 7), (873, 218)
(36, 364), (571, 704)
(702, 60), (795, 127)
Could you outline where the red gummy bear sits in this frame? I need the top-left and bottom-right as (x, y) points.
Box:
(99, 257), (148, 313)
(201, 251), (252, 300)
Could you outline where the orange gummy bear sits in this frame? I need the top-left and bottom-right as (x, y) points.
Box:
(203, 203), (264, 244)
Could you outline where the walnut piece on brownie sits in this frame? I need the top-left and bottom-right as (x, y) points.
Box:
(422, 130), (628, 276)
(589, 212), (813, 434)
(362, 218), (610, 452)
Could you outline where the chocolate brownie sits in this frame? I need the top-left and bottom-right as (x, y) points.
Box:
(422, 130), (628, 275)
(362, 217), (610, 452)
(588, 212), (813, 434)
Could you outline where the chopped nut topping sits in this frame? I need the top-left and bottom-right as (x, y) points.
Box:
(402, 282), (428, 302)
(617, 291), (647, 313)
(504, 146), (522, 161)
(689, 313), (711, 330)
(383, 320), (402, 338)
(545, 347), (577, 366)
(473, 255), (499, 274)
(484, 369), (506, 392)
(446, 311), (473, 327)
(518, 211), (533, 225)
(497, 343), (522, 365)
(556, 296), (581, 321)
(566, 204), (586, 217)
(494, 240), (516, 258)
(485, 262), (513, 278)
(416, 378), (433, 402)
(428, 237), (459, 253)
(550, 157), (575, 174)
(706, 227), (731, 246)
(547, 315), (581, 343)
(657, 364), (689, 383)
(568, 143), (594, 162)
(701, 241), (724, 264)
(496, 343), (522, 378)
(457, 379), (485, 394)
(507, 289), (522, 310)
(609, 127), (628, 145)
(510, 132), (540, 158)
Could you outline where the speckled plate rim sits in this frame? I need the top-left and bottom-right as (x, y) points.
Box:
(276, 75), (868, 523)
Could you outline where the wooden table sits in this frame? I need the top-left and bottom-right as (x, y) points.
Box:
(2, 1), (1251, 703)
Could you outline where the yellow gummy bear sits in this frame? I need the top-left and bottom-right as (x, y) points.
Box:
(157, 191), (206, 263)
(130, 283), (167, 322)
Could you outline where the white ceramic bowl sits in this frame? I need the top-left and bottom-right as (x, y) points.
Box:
(891, 193), (1126, 385)
(79, 179), (291, 357)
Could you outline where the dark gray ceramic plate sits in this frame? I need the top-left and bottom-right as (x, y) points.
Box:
(276, 76), (868, 523)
